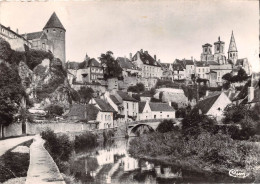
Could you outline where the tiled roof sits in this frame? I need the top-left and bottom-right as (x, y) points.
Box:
(133, 50), (161, 67)
(195, 61), (209, 67)
(43, 12), (65, 31)
(117, 57), (138, 70)
(78, 58), (101, 69)
(172, 63), (184, 71)
(117, 91), (138, 102)
(149, 102), (175, 112)
(195, 94), (220, 114)
(110, 95), (121, 105)
(207, 61), (219, 65)
(139, 102), (146, 113)
(175, 59), (194, 68)
(67, 104), (99, 121)
(67, 61), (79, 69)
(22, 31), (43, 40)
(94, 98), (115, 112)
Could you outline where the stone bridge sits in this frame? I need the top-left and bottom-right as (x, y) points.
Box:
(127, 118), (182, 136)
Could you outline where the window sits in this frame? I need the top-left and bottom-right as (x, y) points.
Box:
(167, 115), (169, 118)
(154, 115), (156, 119)
(47, 30), (48, 33)
(199, 69), (200, 73)
(217, 45), (220, 51)
(53, 29), (56, 32)
(126, 103), (128, 109)
(105, 115), (107, 120)
(202, 68), (204, 72)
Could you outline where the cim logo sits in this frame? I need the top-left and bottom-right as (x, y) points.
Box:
(229, 169), (249, 178)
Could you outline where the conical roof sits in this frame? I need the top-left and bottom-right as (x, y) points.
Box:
(228, 31), (237, 52)
(43, 12), (65, 31)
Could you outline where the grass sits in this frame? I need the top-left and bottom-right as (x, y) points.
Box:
(0, 139), (33, 183)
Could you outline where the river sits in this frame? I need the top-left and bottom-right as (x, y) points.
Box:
(66, 137), (255, 184)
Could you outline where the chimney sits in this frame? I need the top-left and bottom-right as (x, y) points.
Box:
(248, 86), (254, 103)
(154, 55), (157, 61)
(129, 53), (132, 60)
(191, 56), (193, 61)
(158, 59), (161, 63)
(140, 49), (143, 53)
(124, 55), (126, 62)
(16, 29), (18, 34)
(144, 51), (148, 54)
(7, 26), (10, 29)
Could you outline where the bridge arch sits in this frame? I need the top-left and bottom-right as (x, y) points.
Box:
(128, 124), (155, 136)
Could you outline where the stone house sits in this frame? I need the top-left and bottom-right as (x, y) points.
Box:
(0, 24), (31, 51)
(103, 91), (139, 123)
(194, 92), (231, 121)
(132, 49), (162, 79)
(138, 101), (175, 120)
(89, 98), (116, 129)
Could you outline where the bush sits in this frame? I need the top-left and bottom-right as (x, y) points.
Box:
(41, 129), (73, 162)
(45, 104), (64, 118)
(74, 132), (98, 150)
(156, 119), (177, 133)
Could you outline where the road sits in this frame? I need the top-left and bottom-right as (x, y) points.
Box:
(0, 136), (34, 156)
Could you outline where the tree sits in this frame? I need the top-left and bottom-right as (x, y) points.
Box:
(127, 83), (145, 93)
(0, 63), (25, 127)
(156, 119), (178, 133)
(223, 103), (259, 139)
(45, 104), (64, 117)
(99, 51), (122, 80)
(0, 37), (12, 60)
(150, 88), (156, 96)
(182, 109), (216, 137)
(222, 73), (233, 82)
(136, 83), (145, 93)
(78, 86), (94, 104)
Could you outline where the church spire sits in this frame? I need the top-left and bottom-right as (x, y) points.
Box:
(228, 31), (237, 52)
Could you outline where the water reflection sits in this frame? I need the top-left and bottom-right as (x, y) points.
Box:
(68, 138), (254, 184)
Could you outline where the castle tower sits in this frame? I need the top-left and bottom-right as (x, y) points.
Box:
(201, 43), (213, 62)
(228, 31), (238, 65)
(213, 36), (225, 64)
(43, 12), (66, 66)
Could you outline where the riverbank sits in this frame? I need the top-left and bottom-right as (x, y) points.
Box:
(0, 139), (33, 183)
(128, 131), (260, 181)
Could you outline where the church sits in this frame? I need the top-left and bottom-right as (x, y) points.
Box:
(200, 31), (251, 86)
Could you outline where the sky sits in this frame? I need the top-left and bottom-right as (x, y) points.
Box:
(0, 0), (259, 72)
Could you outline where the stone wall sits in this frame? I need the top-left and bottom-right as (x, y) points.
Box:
(26, 122), (93, 135)
(2, 123), (23, 138)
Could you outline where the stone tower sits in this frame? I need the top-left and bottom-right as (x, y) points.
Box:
(201, 43), (213, 62)
(213, 37), (226, 64)
(228, 31), (238, 65)
(43, 12), (66, 66)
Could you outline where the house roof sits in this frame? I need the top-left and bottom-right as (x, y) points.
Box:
(139, 102), (146, 113)
(149, 102), (175, 112)
(228, 31), (237, 52)
(22, 31), (43, 40)
(110, 95), (121, 105)
(67, 61), (79, 70)
(195, 61), (209, 67)
(175, 59), (194, 68)
(66, 104), (99, 121)
(133, 50), (161, 67)
(94, 98), (115, 112)
(172, 63), (185, 71)
(207, 61), (220, 65)
(236, 58), (248, 66)
(43, 12), (66, 31)
(117, 91), (138, 102)
(79, 58), (101, 69)
(117, 57), (138, 70)
(195, 93), (221, 114)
